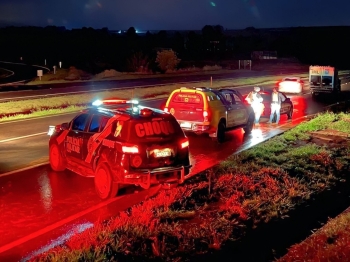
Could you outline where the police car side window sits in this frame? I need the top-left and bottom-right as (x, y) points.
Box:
(100, 116), (110, 131)
(89, 115), (101, 133)
(217, 92), (230, 106)
(88, 115), (110, 133)
(224, 94), (233, 103)
(72, 114), (89, 132)
(232, 94), (242, 104)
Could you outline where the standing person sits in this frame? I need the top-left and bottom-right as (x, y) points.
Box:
(246, 86), (264, 126)
(267, 87), (285, 124)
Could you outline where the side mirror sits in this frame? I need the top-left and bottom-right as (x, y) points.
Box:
(61, 122), (69, 130)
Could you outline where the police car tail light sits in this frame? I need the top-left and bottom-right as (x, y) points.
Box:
(180, 138), (189, 149)
(203, 110), (210, 122)
(122, 145), (139, 154)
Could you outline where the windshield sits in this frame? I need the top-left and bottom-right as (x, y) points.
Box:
(284, 78), (298, 82)
(310, 75), (332, 86)
(322, 76), (333, 85)
(171, 92), (203, 104)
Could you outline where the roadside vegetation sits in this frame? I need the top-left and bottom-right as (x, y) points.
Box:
(278, 208), (350, 262)
(29, 111), (350, 262)
(0, 73), (308, 122)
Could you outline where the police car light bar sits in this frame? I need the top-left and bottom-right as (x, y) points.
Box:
(92, 99), (139, 106)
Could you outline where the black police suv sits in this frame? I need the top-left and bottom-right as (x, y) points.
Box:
(48, 99), (191, 200)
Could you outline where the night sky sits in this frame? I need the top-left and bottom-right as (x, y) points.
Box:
(0, 0), (349, 30)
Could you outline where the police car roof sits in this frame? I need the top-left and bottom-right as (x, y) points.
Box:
(87, 104), (168, 118)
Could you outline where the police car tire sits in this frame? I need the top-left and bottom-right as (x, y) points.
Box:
(287, 107), (293, 119)
(94, 163), (119, 200)
(49, 143), (66, 172)
(243, 113), (254, 134)
(216, 121), (226, 143)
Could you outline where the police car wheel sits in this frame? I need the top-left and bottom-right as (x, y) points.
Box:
(49, 143), (66, 171)
(94, 163), (119, 200)
(216, 121), (226, 143)
(243, 113), (254, 134)
(287, 107), (293, 119)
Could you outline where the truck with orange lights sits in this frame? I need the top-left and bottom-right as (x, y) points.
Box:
(309, 65), (341, 97)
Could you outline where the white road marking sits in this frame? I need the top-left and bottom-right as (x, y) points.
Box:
(0, 132), (47, 143)
(0, 112), (78, 125)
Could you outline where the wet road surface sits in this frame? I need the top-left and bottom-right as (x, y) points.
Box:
(0, 116), (307, 251)
(0, 117), (316, 258)
(0, 84), (349, 261)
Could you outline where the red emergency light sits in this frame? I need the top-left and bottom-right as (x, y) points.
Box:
(92, 99), (139, 106)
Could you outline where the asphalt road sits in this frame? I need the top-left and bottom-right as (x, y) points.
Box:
(0, 68), (307, 101)
(0, 83), (329, 174)
(0, 117), (312, 261)
(0, 80), (349, 261)
(0, 61), (49, 86)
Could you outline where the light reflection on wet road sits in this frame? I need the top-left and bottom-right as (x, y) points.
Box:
(1, 85), (350, 260)
(0, 168), (99, 245)
(0, 114), (305, 248)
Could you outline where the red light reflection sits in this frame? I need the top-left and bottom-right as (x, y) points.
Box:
(290, 96), (307, 119)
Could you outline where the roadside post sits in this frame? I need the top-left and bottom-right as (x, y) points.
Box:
(37, 70), (43, 81)
(53, 66), (57, 74)
(59, 61), (62, 68)
(211, 76), (213, 87)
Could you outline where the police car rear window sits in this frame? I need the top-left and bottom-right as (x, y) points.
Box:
(284, 78), (298, 82)
(171, 93), (203, 104)
(116, 117), (184, 142)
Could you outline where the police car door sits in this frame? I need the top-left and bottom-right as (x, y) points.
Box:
(229, 92), (249, 125)
(83, 114), (111, 166)
(65, 113), (89, 163)
(279, 93), (290, 114)
(218, 91), (235, 127)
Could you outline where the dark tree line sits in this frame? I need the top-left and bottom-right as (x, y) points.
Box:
(0, 25), (349, 72)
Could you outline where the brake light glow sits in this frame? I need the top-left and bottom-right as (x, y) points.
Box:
(203, 110), (210, 122)
(122, 145), (139, 153)
(180, 138), (189, 149)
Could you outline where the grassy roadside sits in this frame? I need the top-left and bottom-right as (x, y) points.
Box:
(278, 206), (350, 261)
(26, 67), (235, 85)
(29, 111), (350, 262)
(0, 74), (308, 122)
